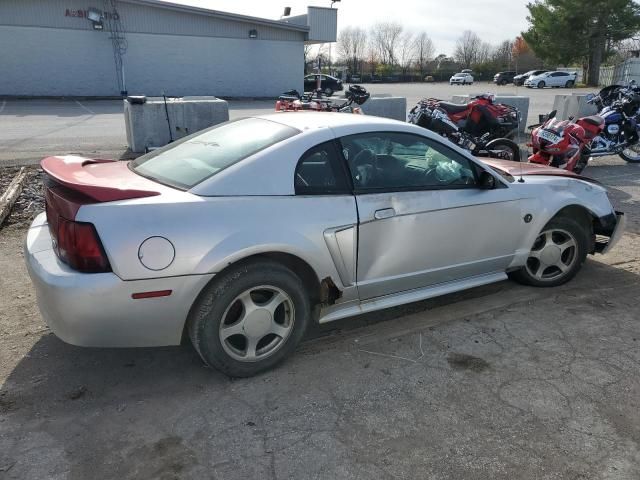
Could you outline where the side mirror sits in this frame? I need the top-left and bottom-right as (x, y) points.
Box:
(479, 171), (496, 189)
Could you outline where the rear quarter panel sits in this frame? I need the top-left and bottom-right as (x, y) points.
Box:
(76, 195), (358, 287)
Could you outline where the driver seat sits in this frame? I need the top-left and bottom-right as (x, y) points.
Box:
(437, 102), (469, 114)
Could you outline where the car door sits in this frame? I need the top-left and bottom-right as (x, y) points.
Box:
(304, 75), (318, 91)
(338, 131), (527, 300)
(550, 72), (566, 87)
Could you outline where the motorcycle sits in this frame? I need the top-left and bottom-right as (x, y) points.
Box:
(590, 80), (640, 111)
(408, 99), (521, 162)
(275, 84), (370, 114)
(409, 94), (520, 140)
(529, 91), (640, 173)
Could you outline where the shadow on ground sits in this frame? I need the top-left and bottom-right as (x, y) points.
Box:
(2, 260), (640, 479)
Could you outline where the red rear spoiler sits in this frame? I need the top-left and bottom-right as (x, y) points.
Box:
(41, 156), (160, 202)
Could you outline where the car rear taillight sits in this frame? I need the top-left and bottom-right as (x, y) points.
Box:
(54, 217), (111, 273)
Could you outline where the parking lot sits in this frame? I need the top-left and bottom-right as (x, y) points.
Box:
(1, 85), (640, 479)
(0, 82), (580, 165)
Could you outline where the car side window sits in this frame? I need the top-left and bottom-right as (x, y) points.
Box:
(339, 132), (477, 192)
(295, 141), (350, 195)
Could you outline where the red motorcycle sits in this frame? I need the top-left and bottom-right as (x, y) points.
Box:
(413, 94), (520, 140)
(529, 109), (605, 173)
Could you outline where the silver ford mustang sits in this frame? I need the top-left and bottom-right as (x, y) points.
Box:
(26, 113), (624, 377)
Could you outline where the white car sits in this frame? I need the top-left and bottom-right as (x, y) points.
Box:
(450, 72), (474, 85)
(525, 71), (577, 89)
(25, 113), (624, 376)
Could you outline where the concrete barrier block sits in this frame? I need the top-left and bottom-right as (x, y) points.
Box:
(571, 93), (599, 118)
(552, 94), (572, 120)
(360, 96), (407, 121)
(494, 96), (529, 133)
(124, 96), (229, 153)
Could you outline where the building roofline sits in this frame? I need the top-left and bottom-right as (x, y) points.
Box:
(120, 0), (310, 32)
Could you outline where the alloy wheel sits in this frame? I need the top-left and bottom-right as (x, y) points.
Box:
(525, 228), (578, 281)
(219, 286), (295, 362)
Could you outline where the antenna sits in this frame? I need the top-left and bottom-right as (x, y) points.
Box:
(518, 152), (525, 182)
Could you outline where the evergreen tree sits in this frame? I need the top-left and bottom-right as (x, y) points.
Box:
(522, 0), (640, 85)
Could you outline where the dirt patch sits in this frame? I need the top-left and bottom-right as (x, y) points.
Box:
(447, 352), (490, 372)
(0, 165), (43, 228)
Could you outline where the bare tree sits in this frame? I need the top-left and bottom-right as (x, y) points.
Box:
(492, 40), (514, 68)
(337, 26), (368, 75)
(365, 39), (379, 76)
(414, 32), (435, 78)
(397, 32), (416, 76)
(303, 44), (313, 74)
(371, 22), (403, 65)
(477, 41), (493, 64)
(453, 30), (482, 67)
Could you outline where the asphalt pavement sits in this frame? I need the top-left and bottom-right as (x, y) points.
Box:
(0, 83), (585, 166)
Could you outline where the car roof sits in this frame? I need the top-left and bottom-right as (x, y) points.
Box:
(255, 112), (405, 131)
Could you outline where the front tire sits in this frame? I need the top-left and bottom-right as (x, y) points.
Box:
(538, 81), (546, 89)
(188, 260), (311, 377)
(509, 217), (589, 287)
(324, 87), (334, 97)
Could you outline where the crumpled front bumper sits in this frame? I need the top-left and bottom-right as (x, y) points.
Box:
(24, 213), (214, 347)
(594, 211), (626, 254)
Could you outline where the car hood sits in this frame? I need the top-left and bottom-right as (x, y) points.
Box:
(481, 159), (602, 185)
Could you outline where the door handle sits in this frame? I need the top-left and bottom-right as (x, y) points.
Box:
(374, 208), (396, 220)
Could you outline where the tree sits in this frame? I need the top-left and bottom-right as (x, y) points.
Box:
(493, 40), (514, 69)
(523, 0), (640, 86)
(371, 22), (403, 65)
(397, 32), (416, 76)
(414, 32), (435, 78)
(303, 44), (313, 74)
(337, 27), (367, 75)
(453, 31), (482, 67)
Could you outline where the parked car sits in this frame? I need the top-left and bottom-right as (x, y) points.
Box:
(348, 74), (361, 83)
(303, 74), (343, 96)
(513, 69), (548, 86)
(493, 71), (516, 85)
(26, 113), (624, 377)
(450, 72), (474, 85)
(424, 75), (435, 82)
(525, 71), (577, 88)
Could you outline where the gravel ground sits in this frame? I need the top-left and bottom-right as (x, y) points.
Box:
(0, 155), (639, 479)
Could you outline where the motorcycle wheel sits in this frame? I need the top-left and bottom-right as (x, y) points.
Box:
(573, 153), (589, 174)
(484, 138), (521, 162)
(620, 143), (640, 163)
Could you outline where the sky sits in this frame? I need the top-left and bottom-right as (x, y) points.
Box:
(166, 0), (533, 55)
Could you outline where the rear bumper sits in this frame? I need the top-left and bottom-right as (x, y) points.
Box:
(594, 211), (625, 254)
(25, 213), (214, 347)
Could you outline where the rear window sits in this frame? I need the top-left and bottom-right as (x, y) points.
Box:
(131, 118), (299, 189)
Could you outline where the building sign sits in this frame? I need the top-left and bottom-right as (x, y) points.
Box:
(65, 9), (119, 20)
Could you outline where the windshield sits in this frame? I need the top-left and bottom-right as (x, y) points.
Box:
(131, 118), (299, 189)
(454, 73), (466, 77)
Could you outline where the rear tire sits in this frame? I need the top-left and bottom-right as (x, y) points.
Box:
(188, 260), (311, 377)
(619, 143), (640, 163)
(324, 87), (334, 97)
(485, 138), (521, 161)
(565, 80), (575, 88)
(538, 81), (546, 89)
(509, 216), (589, 287)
